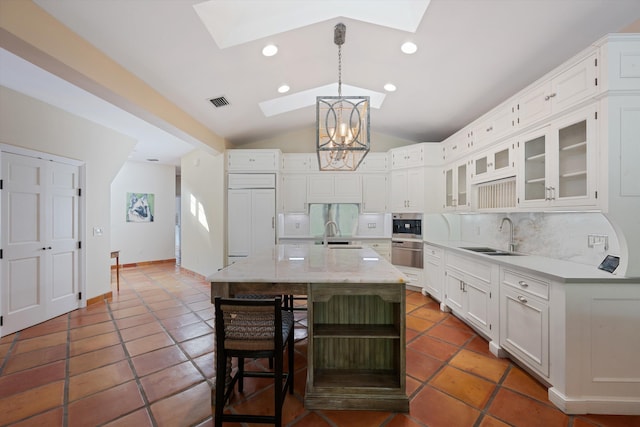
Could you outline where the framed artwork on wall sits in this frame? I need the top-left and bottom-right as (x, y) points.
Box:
(126, 192), (155, 222)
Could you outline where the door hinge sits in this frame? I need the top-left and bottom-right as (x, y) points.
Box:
(595, 78), (598, 87)
(595, 58), (598, 67)
(489, 324), (492, 330)
(78, 292), (82, 300)
(78, 188), (82, 197)
(0, 315), (3, 326)
(0, 179), (3, 190)
(595, 191), (598, 199)
(595, 111), (598, 120)
(0, 249), (2, 259)
(489, 291), (492, 298)
(78, 241), (82, 249)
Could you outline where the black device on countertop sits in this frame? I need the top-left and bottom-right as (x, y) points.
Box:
(598, 255), (620, 273)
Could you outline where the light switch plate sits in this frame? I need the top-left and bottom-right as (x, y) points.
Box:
(93, 227), (103, 236)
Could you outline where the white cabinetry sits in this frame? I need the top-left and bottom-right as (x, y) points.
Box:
(362, 174), (388, 213)
(307, 174), (361, 203)
(391, 168), (424, 213)
(227, 149), (280, 171)
(397, 266), (423, 289)
(227, 180), (275, 259)
(390, 145), (424, 169)
(444, 252), (496, 338)
(443, 161), (470, 211)
(423, 244), (443, 302)
(471, 140), (516, 184)
(515, 52), (598, 129)
(500, 268), (550, 377)
(473, 103), (516, 148)
(518, 103), (598, 208)
(359, 153), (388, 172)
(281, 153), (315, 172)
(280, 175), (307, 213)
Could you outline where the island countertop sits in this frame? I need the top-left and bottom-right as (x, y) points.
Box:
(208, 244), (406, 284)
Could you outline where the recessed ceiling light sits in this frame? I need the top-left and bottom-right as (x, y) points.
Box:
(384, 83), (397, 92)
(401, 42), (417, 54)
(262, 44), (278, 57)
(278, 84), (290, 94)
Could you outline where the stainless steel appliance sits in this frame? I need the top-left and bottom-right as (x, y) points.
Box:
(392, 213), (422, 239)
(391, 240), (423, 268)
(391, 213), (423, 268)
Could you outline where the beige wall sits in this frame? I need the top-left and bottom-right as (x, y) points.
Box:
(0, 86), (136, 299)
(110, 161), (177, 265)
(236, 127), (420, 153)
(180, 150), (225, 277)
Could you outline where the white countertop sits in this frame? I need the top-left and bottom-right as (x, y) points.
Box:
(209, 244), (406, 284)
(426, 240), (636, 283)
(278, 235), (390, 241)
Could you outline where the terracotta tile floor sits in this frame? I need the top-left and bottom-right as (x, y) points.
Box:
(1, 262), (638, 427)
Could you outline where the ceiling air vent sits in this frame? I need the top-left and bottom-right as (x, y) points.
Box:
(209, 96), (229, 108)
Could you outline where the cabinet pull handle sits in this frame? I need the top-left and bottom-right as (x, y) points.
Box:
(544, 93), (557, 101)
(550, 186), (556, 201)
(486, 126), (493, 132)
(518, 280), (528, 287)
(517, 295), (528, 304)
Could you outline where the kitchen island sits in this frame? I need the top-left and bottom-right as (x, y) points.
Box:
(209, 244), (409, 412)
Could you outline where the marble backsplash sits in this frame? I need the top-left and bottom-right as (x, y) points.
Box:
(456, 212), (620, 267)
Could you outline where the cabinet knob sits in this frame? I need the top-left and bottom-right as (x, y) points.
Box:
(517, 295), (528, 304)
(518, 280), (528, 287)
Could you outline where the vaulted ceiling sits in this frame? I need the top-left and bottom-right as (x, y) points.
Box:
(2, 1), (640, 164)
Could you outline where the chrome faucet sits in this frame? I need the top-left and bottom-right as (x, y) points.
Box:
(323, 220), (339, 247)
(499, 217), (516, 252)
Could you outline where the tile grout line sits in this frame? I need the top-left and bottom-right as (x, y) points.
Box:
(105, 271), (159, 427)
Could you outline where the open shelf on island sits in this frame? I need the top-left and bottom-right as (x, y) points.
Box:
(313, 368), (400, 389)
(314, 323), (400, 338)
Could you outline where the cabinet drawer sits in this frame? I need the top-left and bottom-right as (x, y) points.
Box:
(424, 244), (442, 259)
(502, 269), (549, 300)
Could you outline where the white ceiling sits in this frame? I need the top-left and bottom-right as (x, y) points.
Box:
(4, 1), (640, 164)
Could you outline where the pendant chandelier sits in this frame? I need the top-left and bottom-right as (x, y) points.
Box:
(316, 23), (370, 171)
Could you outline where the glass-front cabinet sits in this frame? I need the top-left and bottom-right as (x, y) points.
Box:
(444, 161), (470, 211)
(518, 103), (597, 208)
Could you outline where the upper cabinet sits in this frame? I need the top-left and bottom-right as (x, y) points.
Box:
(471, 140), (516, 184)
(443, 160), (471, 211)
(227, 149), (281, 171)
(281, 153), (316, 172)
(307, 174), (362, 204)
(358, 153), (389, 172)
(280, 174), (307, 213)
(391, 144), (424, 169)
(362, 174), (388, 213)
(390, 168), (424, 213)
(517, 103), (598, 209)
(472, 103), (517, 149)
(515, 52), (598, 129)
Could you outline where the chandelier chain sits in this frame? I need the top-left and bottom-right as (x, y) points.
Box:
(338, 44), (342, 97)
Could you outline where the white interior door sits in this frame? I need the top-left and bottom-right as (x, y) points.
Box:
(1, 152), (80, 336)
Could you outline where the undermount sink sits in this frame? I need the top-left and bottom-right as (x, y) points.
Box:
(328, 245), (363, 249)
(459, 247), (522, 256)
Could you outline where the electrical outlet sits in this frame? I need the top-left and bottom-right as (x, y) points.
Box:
(295, 223), (300, 229)
(587, 234), (608, 250)
(93, 227), (103, 236)
(368, 223), (377, 229)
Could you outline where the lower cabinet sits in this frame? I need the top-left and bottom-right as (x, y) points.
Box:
(423, 244), (443, 302)
(367, 240), (391, 262)
(499, 268), (550, 377)
(396, 265), (423, 288)
(444, 252), (496, 339)
(306, 283), (409, 412)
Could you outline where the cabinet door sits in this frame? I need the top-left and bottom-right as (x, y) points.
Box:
(464, 280), (490, 334)
(443, 167), (454, 210)
(423, 246), (443, 301)
(517, 81), (552, 129)
(227, 189), (252, 256)
(390, 170), (409, 212)
(551, 105), (597, 207)
(444, 270), (464, 313)
(362, 175), (387, 213)
(307, 175), (334, 202)
(282, 153), (314, 172)
(406, 168), (424, 211)
(456, 162), (469, 209)
(551, 52), (598, 112)
(474, 103), (515, 148)
(500, 286), (549, 376)
(281, 175), (307, 213)
(333, 175), (362, 202)
(251, 189), (275, 253)
(227, 150), (279, 171)
(359, 153), (388, 172)
(406, 145), (425, 168)
(518, 128), (550, 207)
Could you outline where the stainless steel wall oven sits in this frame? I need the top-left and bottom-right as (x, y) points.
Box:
(391, 213), (423, 269)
